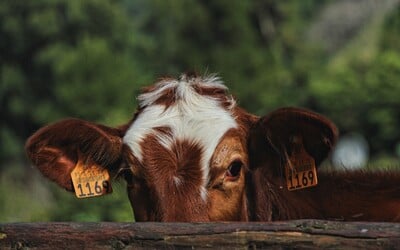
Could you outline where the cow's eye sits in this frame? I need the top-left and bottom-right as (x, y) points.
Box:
(226, 160), (242, 179)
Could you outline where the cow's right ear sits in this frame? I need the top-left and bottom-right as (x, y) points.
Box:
(25, 119), (124, 191)
(248, 107), (338, 175)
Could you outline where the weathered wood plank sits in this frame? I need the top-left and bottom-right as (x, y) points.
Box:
(1, 220), (400, 249)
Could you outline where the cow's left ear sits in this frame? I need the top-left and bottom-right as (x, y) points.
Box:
(248, 107), (338, 174)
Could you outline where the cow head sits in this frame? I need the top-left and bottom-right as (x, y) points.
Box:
(25, 74), (337, 222)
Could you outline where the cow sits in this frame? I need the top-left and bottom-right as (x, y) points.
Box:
(25, 74), (400, 222)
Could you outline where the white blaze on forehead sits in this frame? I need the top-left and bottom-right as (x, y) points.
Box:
(123, 75), (237, 200)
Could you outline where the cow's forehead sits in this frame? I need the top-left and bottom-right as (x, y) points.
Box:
(123, 75), (238, 199)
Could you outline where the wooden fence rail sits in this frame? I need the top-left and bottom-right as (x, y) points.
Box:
(1, 220), (400, 249)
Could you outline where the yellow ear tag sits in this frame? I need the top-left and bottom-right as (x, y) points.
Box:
(71, 160), (113, 198)
(285, 136), (318, 191)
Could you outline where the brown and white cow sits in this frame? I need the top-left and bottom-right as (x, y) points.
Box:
(25, 74), (400, 222)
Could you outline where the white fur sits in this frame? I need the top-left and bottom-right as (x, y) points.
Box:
(123, 75), (237, 201)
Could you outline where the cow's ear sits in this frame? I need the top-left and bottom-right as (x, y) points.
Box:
(25, 119), (124, 191)
(248, 107), (338, 174)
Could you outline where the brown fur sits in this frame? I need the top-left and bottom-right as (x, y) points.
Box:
(134, 135), (207, 221)
(248, 169), (400, 222)
(207, 131), (248, 221)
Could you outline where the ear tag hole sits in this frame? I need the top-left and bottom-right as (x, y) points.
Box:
(285, 136), (318, 191)
(71, 160), (113, 198)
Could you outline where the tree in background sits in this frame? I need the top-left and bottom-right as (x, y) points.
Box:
(124, 0), (329, 112)
(0, 0), (146, 164)
(0, 0), (139, 222)
(309, 1), (400, 157)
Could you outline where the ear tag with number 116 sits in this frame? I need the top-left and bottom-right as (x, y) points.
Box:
(285, 136), (318, 191)
(71, 160), (113, 198)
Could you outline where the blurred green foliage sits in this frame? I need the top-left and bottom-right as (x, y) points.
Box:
(0, 0), (399, 222)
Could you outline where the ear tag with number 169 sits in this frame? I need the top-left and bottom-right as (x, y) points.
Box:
(285, 136), (318, 191)
(71, 160), (113, 198)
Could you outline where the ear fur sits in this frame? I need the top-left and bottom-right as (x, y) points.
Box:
(25, 119), (124, 191)
(248, 107), (338, 174)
